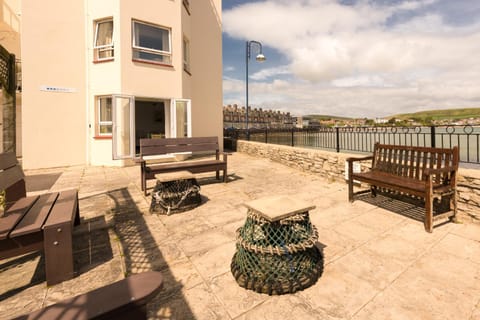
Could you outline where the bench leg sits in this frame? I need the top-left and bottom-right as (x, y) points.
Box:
(424, 193), (434, 233)
(44, 222), (75, 285)
(348, 178), (354, 202)
(223, 168), (228, 183)
(216, 170), (220, 180)
(449, 191), (458, 223)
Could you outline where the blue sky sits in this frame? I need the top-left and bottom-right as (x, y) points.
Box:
(222, 0), (480, 118)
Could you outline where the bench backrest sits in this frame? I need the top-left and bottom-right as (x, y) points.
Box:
(0, 152), (27, 206)
(372, 143), (459, 182)
(140, 136), (220, 157)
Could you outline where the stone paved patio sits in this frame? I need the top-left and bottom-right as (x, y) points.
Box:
(1, 152), (479, 319)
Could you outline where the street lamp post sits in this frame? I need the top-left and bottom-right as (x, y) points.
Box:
(245, 40), (266, 138)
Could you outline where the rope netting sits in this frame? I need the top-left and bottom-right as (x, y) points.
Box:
(231, 208), (323, 295)
(150, 178), (201, 215)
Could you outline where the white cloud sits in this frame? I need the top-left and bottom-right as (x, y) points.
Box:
(249, 66), (291, 80)
(223, 0), (480, 117)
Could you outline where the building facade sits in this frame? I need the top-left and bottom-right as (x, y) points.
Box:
(223, 104), (294, 129)
(20, 0), (222, 169)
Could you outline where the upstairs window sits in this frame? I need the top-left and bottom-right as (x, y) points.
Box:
(132, 20), (171, 64)
(94, 19), (114, 61)
(183, 36), (190, 73)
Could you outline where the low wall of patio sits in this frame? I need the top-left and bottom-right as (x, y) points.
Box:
(237, 140), (480, 224)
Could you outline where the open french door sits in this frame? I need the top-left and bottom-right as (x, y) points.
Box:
(112, 95), (135, 159)
(170, 99), (192, 138)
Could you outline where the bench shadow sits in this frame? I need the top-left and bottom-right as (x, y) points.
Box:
(356, 190), (452, 224)
(0, 252), (45, 300)
(0, 216), (113, 301)
(107, 187), (196, 319)
(25, 173), (62, 192)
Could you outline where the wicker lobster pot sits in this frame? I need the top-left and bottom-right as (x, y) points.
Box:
(150, 172), (201, 215)
(231, 197), (323, 295)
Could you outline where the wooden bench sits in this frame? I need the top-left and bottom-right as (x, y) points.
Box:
(138, 136), (228, 195)
(347, 143), (459, 232)
(12, 271), (163, 319)
(0, 152), (80, 285)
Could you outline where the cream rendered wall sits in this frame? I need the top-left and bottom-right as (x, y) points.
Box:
(87, 0), (122, 166)
(21, 0), (87, 169)
(190, 0), (223, 147)
(119, 1), (182, 98)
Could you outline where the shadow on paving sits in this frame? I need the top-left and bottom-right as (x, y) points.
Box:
(0, 252), (45, 301)
(0, 216), (113, 302)
(25, 173), (62, 192)
(356, 190), (453, 227)
(107, 187), (195, 319)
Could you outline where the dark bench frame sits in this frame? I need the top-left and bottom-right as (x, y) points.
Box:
(0, 152), (80, 285)
(13, 271), (163, 320)
(138, 136), (228, 195)
(347, 143), (459, 232)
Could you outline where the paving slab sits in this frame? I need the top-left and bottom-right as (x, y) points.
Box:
(1, 151), (480, 320)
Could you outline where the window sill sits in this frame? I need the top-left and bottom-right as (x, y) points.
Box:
(132, 59), (174, 68)
(93, 58), (114, 64)
(94, 135), (112, 140)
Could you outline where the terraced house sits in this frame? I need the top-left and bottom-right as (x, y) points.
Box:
(19, 0), (222, 168)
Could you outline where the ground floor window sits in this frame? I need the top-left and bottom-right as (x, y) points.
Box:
(96, 96), (113, 136)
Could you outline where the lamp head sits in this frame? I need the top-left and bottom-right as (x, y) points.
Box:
(255, 53), (266, 62)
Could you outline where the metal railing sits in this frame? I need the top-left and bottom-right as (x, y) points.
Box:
(224, 125), (480, 164)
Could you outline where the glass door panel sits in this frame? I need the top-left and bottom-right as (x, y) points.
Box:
(112, 95), (135, 159)
(170, 99), (191, 138)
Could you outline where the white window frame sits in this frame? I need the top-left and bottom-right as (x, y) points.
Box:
(183, 36), (191, 73)
(132, 20), (172, 64)
(94, 18), (114, 61)
(170, 99), (192, 138)
(97, 96), (113, 136)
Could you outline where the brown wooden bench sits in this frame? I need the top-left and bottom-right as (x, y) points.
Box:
(12, 271), (163, 319)
(0, 152), (80, 285)
(347, 143), (459, 232)
(138, 136), (228, 195)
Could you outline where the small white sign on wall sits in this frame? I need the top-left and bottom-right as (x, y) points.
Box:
(40, 86), (76, 93)
(344, 160), (361, 182)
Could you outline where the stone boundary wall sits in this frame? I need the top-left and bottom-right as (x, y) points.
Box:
(237, 140), (480, 224)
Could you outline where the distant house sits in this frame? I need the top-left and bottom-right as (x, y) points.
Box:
(18, 0), (222, 169)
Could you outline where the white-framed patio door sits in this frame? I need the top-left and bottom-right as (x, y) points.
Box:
(170, 99), (192, 138)
(112, 95), (135, 159)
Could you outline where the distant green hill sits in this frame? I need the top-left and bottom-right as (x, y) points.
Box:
(390, 108), (480, 121)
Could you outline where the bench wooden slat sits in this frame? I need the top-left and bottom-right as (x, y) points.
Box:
(142, 143), (218, 155)
(0, 196), (39, 240)
(10, 193), (58, 238)
(0, 164), (24, 191)
(348, 143), (458, 232)
(0, 152), (17, 170)
(43, 189), (78, 228)
(14, 271), (163, 320)
(141, 136), (217, 146)
(139, 136), (227, 195)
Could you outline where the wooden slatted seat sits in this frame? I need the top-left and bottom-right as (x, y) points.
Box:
(347, 143), (459, 232)
(137, 136), (228, 195)
(12, 271), (163, 320)
(0, 152), (80, 285)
